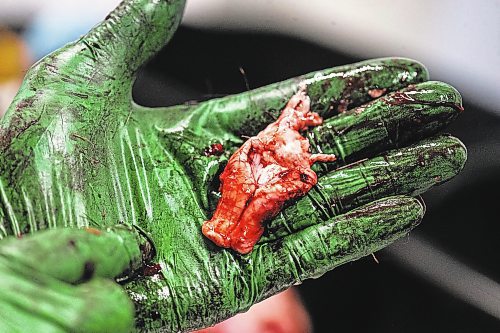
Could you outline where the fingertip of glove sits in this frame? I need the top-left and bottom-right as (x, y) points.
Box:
(407, 81), (463, 113)
(411, 196), (427, 228)
(415, 195), (427, 218)
(400, 57), (430, 82)
(377, 57), (430, 82)
(390, 195), (426, 228)
(74, 279), (134, 333)
(447, 135), (468, 174)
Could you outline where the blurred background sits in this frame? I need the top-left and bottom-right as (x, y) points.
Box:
(1, 1), (499, 332)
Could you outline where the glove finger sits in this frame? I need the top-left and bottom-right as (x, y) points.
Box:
(263, 134), (466, 241)
(252, 196), (424, 302)
(0, 226), (143, 283)
(0, 256), (133, 333)
(161, 58), (427, 140)
(119, 196), (424, 332)
(309, 81), (463, 172)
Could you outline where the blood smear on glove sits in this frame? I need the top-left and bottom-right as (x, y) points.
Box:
(202, 86), (336, 254)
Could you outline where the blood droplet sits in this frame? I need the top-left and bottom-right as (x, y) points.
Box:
(85, 227), (102, 236)
(143, 263), (162, 276)
(368, 88), (387, 98)
(204, 143), (224, 157)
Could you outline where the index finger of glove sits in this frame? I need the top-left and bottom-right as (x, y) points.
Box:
(184, 58), (428, 139)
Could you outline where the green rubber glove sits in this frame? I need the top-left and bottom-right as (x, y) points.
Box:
(0, 0), (467, 332)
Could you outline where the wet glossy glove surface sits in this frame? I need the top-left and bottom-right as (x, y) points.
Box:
(0, 0), (466, 332)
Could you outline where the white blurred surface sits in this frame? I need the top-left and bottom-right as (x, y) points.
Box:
(183, 0), (500, 112)
(388, 235), (500, 320)
(1, 0), (499, 112)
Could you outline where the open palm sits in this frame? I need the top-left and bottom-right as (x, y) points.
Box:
(0, 0), (466, 332)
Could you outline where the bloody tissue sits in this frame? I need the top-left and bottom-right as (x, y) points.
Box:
(202, 87), (336, 254)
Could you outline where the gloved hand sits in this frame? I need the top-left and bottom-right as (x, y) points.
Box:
(0, 0), (466, 332)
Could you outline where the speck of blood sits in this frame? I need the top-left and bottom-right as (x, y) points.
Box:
(368, 88), (387, 98)
(337, 100), (347, 113)
(143, 263), (162, 276)
(203, 143), (224, 157)
(85, 227), (102, 236)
